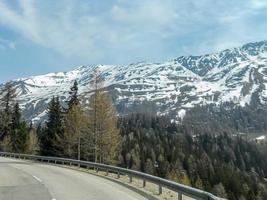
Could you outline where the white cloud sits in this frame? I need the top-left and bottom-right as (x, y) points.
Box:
(0, 38), (16, 50)
(0, 1), (42, 45)
(0, 1), (227, 58)
(0, 0), (184, 62)
(250, 0), (267, 9)
(110, 1), (178, 26)
(0, 0), (266, 62)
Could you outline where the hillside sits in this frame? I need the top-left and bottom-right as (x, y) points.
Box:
(2, 40), (267, 123)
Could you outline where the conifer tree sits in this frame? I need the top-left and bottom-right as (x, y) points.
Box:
(68, 80), (79, 111)
(10, 103), (30, 153)
(0, 82), (16, 141)
(10, 102), (21, 152)
(39, 96), (64, 156)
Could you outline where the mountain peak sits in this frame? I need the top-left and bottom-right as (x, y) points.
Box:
(1, 40), (267, 123)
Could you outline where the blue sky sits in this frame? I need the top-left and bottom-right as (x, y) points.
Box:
(0, 0), (267, 83)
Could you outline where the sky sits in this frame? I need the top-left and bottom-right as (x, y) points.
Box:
(0, 0), (267, 83)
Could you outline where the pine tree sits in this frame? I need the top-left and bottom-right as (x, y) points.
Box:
(39, 96), (64, 156)
(10, 103), (21, 152)
(68, 80), (79, 111)
(0, 82), (16, 141)
(10, 103), (30, 153)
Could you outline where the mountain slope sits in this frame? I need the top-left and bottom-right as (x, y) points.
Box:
(2, 40), (267, 123)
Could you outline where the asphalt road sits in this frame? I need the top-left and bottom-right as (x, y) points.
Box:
(0, 157), (148, 200)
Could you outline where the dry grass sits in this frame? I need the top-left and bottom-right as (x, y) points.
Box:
(58, 164), (200, 200)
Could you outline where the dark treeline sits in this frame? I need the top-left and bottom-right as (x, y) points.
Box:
(0, 83), (35, 153)
(118, 113), (267, 200)
(183, 101), (267, 134)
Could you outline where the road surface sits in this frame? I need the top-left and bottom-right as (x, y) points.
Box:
(0, 157), (149, 200)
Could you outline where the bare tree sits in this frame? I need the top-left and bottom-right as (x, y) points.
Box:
(87, 69), (121, 164)
(63, 103), (87, 160)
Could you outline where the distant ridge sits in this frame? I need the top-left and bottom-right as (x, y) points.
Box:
(2, 40), (267, 123)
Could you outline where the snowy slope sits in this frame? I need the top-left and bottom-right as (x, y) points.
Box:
(2, 40), (267, 123)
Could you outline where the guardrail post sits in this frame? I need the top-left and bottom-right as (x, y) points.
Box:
(159, 185), (162, 195)
(105, 170), (109, 176)
(117, 172), (120, 179)
(129, 176), (132, 183)
(143, 180), (146, 187)
(178, 192), (182, 200)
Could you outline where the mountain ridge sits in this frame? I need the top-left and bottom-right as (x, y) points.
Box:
(2, 40), (267, 123)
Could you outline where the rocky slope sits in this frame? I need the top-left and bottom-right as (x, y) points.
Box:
(2, 40), (267, 123)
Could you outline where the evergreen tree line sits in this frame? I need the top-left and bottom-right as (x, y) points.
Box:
(183, 101), (267, 134)
(0, 83), (34, 153)
(0, 71), (121, 165)
(37, 71), (121, 165)
(118, 113), (267, 200)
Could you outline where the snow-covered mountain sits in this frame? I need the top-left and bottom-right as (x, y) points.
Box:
(2, 40), (267, 123)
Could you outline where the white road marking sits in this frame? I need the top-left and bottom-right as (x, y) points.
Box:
(32, 175), (42, 183)
(51, 198), (56, 200)
(13, 166), (43, 184)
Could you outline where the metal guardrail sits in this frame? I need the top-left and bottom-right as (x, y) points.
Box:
(0, 152), (219, 200)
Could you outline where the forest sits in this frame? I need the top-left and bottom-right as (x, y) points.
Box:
(1, 73), (267, 200)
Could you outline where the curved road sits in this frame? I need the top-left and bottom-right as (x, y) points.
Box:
(0, 157), (148, 200)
